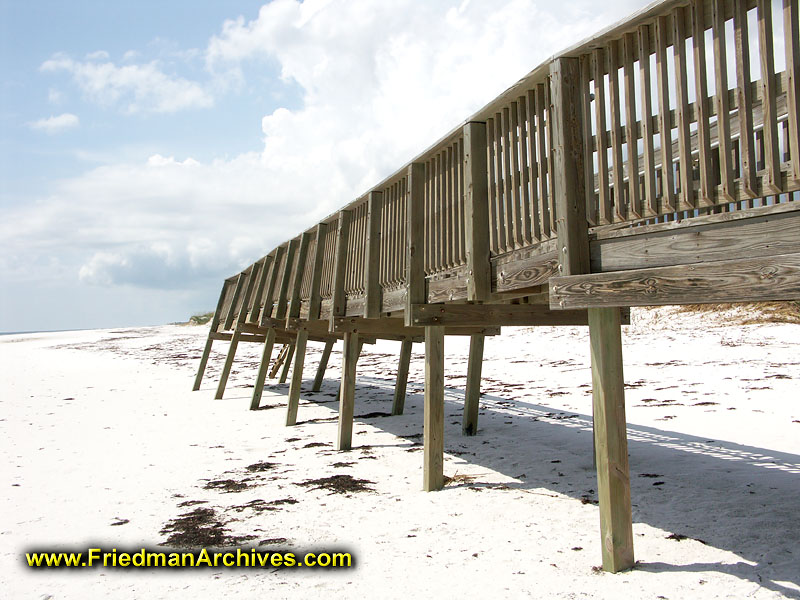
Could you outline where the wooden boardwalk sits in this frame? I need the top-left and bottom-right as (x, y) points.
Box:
(194, 0), (800, 573)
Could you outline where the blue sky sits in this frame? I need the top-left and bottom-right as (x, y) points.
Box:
(0, 0), (646, 332)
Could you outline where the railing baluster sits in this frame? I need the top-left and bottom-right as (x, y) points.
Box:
(758, 0), (782, 194)
(608, 40), (627, 222)
(735, 0), (757, 200)
(637, 24), (658, 216)
(655, 15), (677, 212)
(525, 90), (542, 240)
(786, 0), (800, 184)
(593, 49), (612, 224)
(713, 0), (736, 203)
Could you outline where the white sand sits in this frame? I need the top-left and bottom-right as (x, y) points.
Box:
(1, 309), (799, 599)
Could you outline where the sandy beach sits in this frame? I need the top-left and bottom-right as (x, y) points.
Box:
(1, 308), (799, 599)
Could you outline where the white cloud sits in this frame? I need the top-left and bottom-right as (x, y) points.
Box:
(29, 113), (79, 133)
(40, 53), (213, 114)
(85, 49), (110, 60)
(47, 88), (64, 104)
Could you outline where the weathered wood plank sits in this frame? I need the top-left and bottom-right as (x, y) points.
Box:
(423, 325), (445, 492)
(392, 339), (413, 416)
(463, 121), (491, 301)
(332, 315), (500, 336)
(550, 57), (591, 277)
(591, 207), (800, 272)
(589, 307), (634, 573)
(410, 303), (591, 326)
(494, 250), (559, 293)
(462, 334), (484, 436)
(551, 252), (800, 309)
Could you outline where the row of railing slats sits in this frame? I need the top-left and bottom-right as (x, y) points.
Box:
(217, 0), (800, 325)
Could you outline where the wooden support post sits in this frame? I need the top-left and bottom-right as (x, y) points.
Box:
(423, 326), (445, 491)
(249, 328), (277, 410)
(405, 162), (427, 326)
(335, 338), (364, 404)
(270, 344), (289, 379)
(392, 340), (413, 416)
(364, 191), (383, 318)
(193, 281), (229, 391)
(214, 330), (241, 400)
(550, 57), (590, 278)
(279, 342), (295, 384)
(337, 332), (359, 451)
(589, 307), (634, 573)
(193, 336), (215, 391)
(311, 340), (334, 392)
(463, 121), (491, 301)
(462, 334), (484, 436)
(285, 329), (309, 426)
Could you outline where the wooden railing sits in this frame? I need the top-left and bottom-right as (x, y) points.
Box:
(212, 0), (799, 327)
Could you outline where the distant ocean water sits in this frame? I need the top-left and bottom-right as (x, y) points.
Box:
(0, 328), (84, 336)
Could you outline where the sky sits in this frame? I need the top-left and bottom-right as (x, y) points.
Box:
(0, 0), (650, 332)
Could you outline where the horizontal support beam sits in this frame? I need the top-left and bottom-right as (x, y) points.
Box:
(409, 303), (596, 327)
(550, 252), (800, 309)
(331, 316), (500, 337)
(210, 332), (267, 344)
